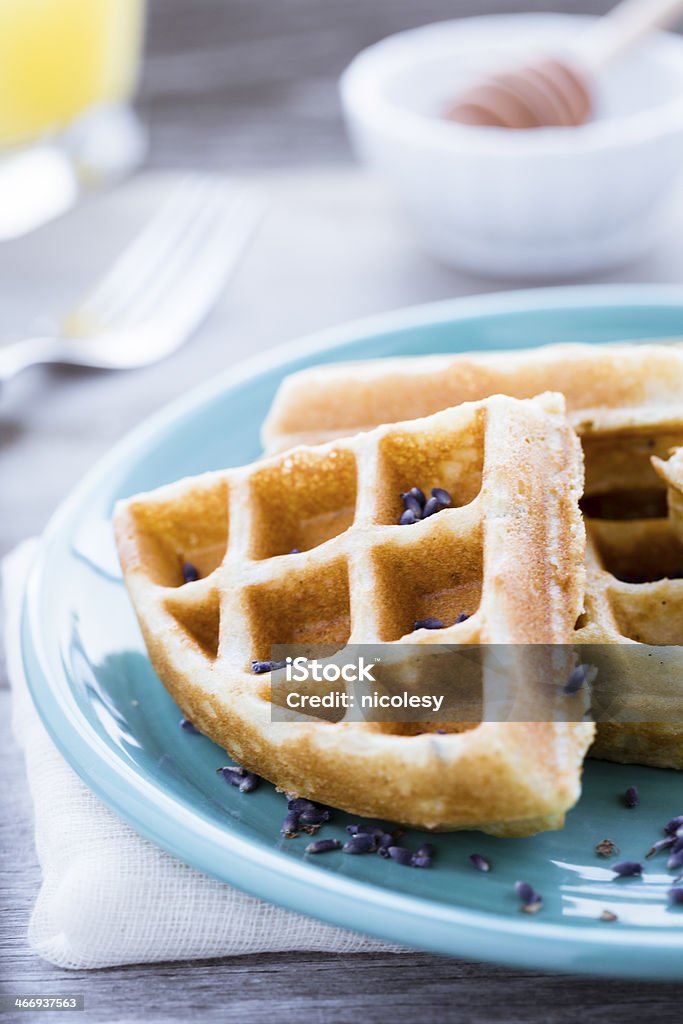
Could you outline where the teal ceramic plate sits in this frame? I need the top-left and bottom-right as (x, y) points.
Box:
(23, 286), (683, 979)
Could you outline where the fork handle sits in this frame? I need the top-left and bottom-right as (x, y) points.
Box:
(0, 337), (62, 383)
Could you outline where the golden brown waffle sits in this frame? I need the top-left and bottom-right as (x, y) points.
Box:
(115, 393), (593, 837)
(579, 447), (683, 768)
(264, 340), (683, 771)
(262, 341), (683, 478)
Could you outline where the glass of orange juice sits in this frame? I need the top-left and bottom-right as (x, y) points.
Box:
(0, 0), (146, 236)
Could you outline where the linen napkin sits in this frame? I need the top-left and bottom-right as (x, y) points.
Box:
(4, 540), (403, 969)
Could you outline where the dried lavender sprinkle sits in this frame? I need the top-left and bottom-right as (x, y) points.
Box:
(281, 810), (300, 838)
(343, 834), (375, 855)
(251, 659), (287, 674)
(411, 855), (432, 869)
(306, 839), (342, 854)
(431, 487), (453, 507)
(413, 618), (444, 631)
(595, 838), (619, 858)
(401, 493), (424, 518)
(646, 837), (674, 859)
(238, 773), (260, 793)
(179, 718), (200, 734)
(600, 910), (618, 922)
(218, 765), (261, 792)
(455, 613), (470, 624)
(298, 806), (331, 826)
(623, 786), (640, 809)
(563, 663), (596, 695)
(416, 842), (436, 859)
(401, 487), (426, 508)
(668, 850), (683, 871)
(515, 881), (539, 904)
(668, 887), (683, 905)
(399, 508), (419, 526)
(182, 561), (199, 583)
(470, 853), (491, 873)
(387, 846), (414, 866)
(664, 815), (683, 835)
(346, 825), (384, 840)
(288, 797), (317, 814)
(422, 496), (443, 517)
(612, 861), (642, 878)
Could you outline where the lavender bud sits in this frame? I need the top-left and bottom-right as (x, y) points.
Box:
(377, 833), (393, 854)
(470, 853), (491, 873)
(179, 717), (200, 733)
(399, 508), (419, 526)
(668, 850), (683, 871)
(612, 861), (642, 877)
(431, 487), (453, 507)
(343, 834), (375, 855)
(251, 659), (286, 674)
(422, 496), (443, 517)
(346, 824), (384, 839)
(667, 887), (683, 905)
(281, 810), (300, 838)
(182, 561), (199, 583)
(646, 837), (674, 858)
(388, 846), (414, 866)
(288, 797), (317, 814)
(404, 486), (426, 507)
(238, 772), (260, 793)
(416, 842), (436, 859)
(515, 881), (539, 904)
(218, 766), (246, 786)
(623, 786), (640, 809)
(400, 493), (423, 518)
(564, 663), (597, 695)
(306, 839), (342, 854)
(299, 806), (331, 826)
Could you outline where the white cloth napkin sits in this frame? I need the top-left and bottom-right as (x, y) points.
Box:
(4, 541), (403, 969)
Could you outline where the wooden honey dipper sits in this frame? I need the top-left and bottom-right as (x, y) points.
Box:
(447, 0), (683, 129)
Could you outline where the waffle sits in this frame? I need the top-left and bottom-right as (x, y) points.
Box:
(262, 341), (683, 475)
(263, 339), (683, 769)
(115, 392), (593, 836)
(580, 446), (683, 768)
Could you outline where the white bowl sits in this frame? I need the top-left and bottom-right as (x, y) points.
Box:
(340, 13), (683, 279)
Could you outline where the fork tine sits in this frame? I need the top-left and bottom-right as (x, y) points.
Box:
(69, 176), (221, 332)
(110, 178), (243, 330)
(124, 186), (261, 342)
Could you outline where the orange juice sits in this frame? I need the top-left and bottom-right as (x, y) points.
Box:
(0, 0), (145, 147)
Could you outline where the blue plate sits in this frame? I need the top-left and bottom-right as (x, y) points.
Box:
(23, 286), (683, 979)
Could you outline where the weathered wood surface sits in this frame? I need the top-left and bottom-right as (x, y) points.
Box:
(3, 1), (683, 1020)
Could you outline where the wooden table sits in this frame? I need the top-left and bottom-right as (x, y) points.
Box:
(3, 1), (683, 1020)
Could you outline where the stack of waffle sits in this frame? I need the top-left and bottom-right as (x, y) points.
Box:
(115, 340), (683, 836)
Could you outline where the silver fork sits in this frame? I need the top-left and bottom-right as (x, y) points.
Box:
(0, 175), (262, 383)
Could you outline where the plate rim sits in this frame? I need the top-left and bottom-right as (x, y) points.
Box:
(22, 283), (683, 978)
